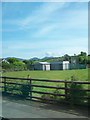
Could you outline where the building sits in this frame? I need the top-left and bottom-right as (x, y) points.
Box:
(63, 61), (70, 70)
(34, 61), (69, 71)
(34, 62), (50, 70)
(50, 61), (69, 70)
(50, 62), (62, 70)
(70, 56), (78, 64)
(70, 56), (86, 69)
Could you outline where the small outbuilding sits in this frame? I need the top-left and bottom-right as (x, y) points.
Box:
(63, 61), (69, 70)
(50, 61), (69, 70)
(34, 62), (50, 71)
(33, 61), (69, 70)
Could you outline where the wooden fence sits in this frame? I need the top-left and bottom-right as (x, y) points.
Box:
(0, 76), (90, 105)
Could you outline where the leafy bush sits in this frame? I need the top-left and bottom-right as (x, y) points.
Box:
(53, 85), (62, 100)
(41, 85), (62, 103)
(20, 84), (30, 98)
(42, 76), (88, 106)
(67, 76), (87, 105)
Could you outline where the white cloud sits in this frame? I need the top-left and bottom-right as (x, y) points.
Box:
(3, 2), (88, 35)
(2, 2), (88, 58)
(31, 3), (88, 37)
(3, 2), (67, 32)
(45, 52), (54, 57)
(34, 24), (58, 37)
(19, 2), (66, 28)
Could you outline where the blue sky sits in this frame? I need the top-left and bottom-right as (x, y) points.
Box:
(1, 2), (88, 59)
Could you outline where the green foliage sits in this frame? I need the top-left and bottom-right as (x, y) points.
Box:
(8, 85), (18, 91)
(53, 85), (62, 100)
(2, 72), (89, 106)
(63, 54), (71, 61)
(20, 84), (30, 98)
(41, 76), (88, 106)
(67, 76), (87, 105)
(2, 61), (11, 70)
(13, 61), (26, 71)
(78, 51), (87, 64)
(7, 58), (19, 64)
(2, 58), (27, 71)
(87, 55), (90, 64)
(23, 60), (30, 64)
(2, 76), (31, 99)
(23, 60), (34, 70)
(5, 83), (30, 98)
(41, 85), (62, 103)
(1, 51), (88, 71)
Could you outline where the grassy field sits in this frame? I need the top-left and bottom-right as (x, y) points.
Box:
(1, 69), (89, 105)
(2, 69), (88, 81)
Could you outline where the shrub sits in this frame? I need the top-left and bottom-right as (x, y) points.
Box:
(67, 76), (87, 105)
(41, 85), (62, 103)
(53, 85), (62, 100)
(20, 84), (30, 98)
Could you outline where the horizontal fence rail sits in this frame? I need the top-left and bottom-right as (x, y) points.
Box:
(1, 76), (90, 84)
(0, 76), (90, 106)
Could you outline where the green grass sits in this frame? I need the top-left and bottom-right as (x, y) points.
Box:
(2, 69), (89, 81)
(1, 69), (89, 105)
(2, 69), (89, 92)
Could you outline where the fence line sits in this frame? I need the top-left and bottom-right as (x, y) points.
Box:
(1, 76), (90, 84)
(0, 76), (90, 105)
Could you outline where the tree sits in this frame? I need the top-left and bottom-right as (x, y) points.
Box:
(78, 52), (87, 64)
(23, 60), (30, 64)
(63, 54), (71, 61)
(13, 61), (26, 71)
(3, 58), (27, 71)
(2, 61), (11, 71)
(80, 51), (87, 56)
(23, 60), (34, 70)
(7, 58), (19, 64)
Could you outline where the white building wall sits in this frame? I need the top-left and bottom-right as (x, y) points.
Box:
(46, 64), (50, 70)
(42, 64), (50, 70)
(63, 61), (69, 70)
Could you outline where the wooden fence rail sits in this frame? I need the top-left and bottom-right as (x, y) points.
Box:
(0, 76), (90, 105)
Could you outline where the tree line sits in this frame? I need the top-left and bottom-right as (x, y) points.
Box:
(1, 51), (90, 72)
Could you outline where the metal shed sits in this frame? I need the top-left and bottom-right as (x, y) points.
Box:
(63, 61), (69, 70)
(34, 62), (50, 71)
(50, 61), (69, 70)
(50, 62), (63, 70)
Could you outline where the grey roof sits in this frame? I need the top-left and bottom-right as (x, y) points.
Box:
(50, 62), (63, 64)
(35, 61), (69, 65)
(35, 62), (50, 65)
(50, 61), (69, 64)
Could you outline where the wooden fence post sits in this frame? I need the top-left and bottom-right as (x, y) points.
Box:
(65, 80), (68, 101)
(70, 80), (74, 108)
(4, 77), (7, 94)
(29, 78), (32, 100)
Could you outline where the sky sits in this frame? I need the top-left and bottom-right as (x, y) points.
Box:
(1, 1), (88, 59)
